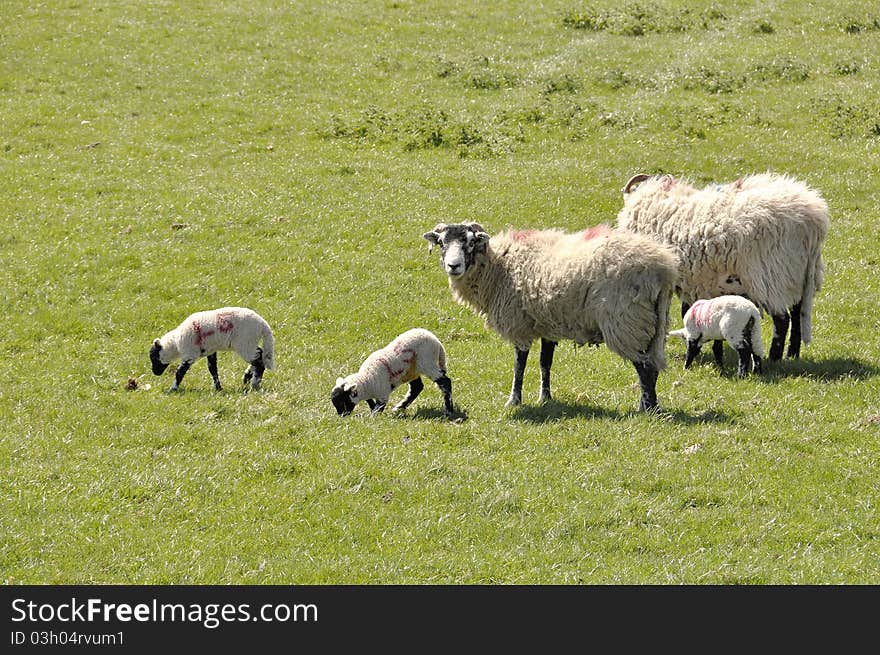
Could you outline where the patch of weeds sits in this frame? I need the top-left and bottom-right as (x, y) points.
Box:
(840, 16), (880, 33)
(834, 60), (862, 76)
(752, 20), (775, 34)
(542, 74), (579, 95)
(598, 68), (636, 90)
(813, 94), (880, 139)
(562, 2), (727, 36)
(680, 66), (747, 94)
(400, 106), (449, 151)
(435, 55), (519, 90)
(751, 56), (810, 83)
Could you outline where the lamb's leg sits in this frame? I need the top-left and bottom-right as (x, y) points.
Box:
(712, 340), (724, 369)
(392, 377), (424, 412)
(170, 359), (192, 391)
(371, 400), (387, 415)
(735, 347), (752, 378)
(538, 338), (556, 403)
(769, 312), (789, 361)
(507, 347), (529, 407)
(207, 353), (222, 391)
(680, 301), (690, 319)
(684, 340), (701, 369)
(633, 361), (659, 411)
(787, 301), (802, 359)
(366, 399), (377, 411)
(246, 346), (265, 390)
(434, 374), (454, 418)
(752, 353), (763, 374)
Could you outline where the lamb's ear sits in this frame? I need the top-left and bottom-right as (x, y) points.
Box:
(473, 231), (490, 253)
(668, 328), (687, 340)
(153, 339), (162, 349)
(334, 377), (345, 389)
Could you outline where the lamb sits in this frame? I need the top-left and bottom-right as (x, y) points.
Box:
(668, 295), (764, 377)
(331, 328), (454, 418)
(422, 222), (679, 412)
(617, 172), (829, 361)
(149, 307), (275, 391)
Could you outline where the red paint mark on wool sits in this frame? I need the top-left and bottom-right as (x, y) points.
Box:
(691, 299), (713, 329)
(582, 225), (611, 240)
(217, 312), (234, 333)
(192, 321), (216, 347)
(378, 344), (418, 384)
(510, 229), (536, 242)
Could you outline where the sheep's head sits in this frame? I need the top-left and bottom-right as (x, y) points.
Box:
(149, 340), (170, 376)
(331, 377), (357, 416)
(422, 222), (490, 279)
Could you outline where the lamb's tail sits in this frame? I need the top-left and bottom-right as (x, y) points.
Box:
(750, 312), (765, 358)
(261, 322), (276, 370)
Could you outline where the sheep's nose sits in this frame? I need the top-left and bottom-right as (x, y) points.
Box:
(447, 262), (462, 275)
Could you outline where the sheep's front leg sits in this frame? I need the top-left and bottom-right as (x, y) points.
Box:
(170, 359), (192, 391)
(787, 301), (802, 358)
(507, 346), (529, 407)
(371, 400), (387, 415)
(392, 378), (424, 412)
(712, 340), (725, 369)
(539, 338), (556, 403)
(207, 353), (222, 391)
(633, 361), (659, 411)
(769, 312), (790, 361)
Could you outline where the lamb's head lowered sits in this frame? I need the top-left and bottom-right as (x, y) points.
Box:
(422, 222), (490, 278)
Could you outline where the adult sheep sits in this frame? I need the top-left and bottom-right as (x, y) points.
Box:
(617, 172), (830, 360)
(422, 222), (678, 412)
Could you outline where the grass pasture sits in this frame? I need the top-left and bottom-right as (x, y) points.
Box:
(1, 0), (879, 583)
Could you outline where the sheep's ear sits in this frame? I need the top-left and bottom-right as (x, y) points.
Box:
(334, 377), (345, 389)
(466, 222), (485, 233)
(473, 231), (490, 253)
(668, 328), (687, 340)
(153, 339), (162, 349)
(423, 227), (443, 252)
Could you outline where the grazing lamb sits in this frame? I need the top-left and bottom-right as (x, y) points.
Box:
(331, 328), (454, 418)
(669, 295), (764, 377)
(150, 307), (275, 391)
(422, 222), (678, 412)
(617, 172), (829, 361)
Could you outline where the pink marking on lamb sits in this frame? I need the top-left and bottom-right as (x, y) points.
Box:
(691, 299), (713, 329)
(732, 178), (744, 190)
(192, 321), (216, 347)
(217, 312), (235, 333)
(582, 225), (611, 240)
(510, 229), (536, 242)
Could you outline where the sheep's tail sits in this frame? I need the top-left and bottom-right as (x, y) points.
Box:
(647, 283), (674, 370)
(437, 341), (448, 373)
(799, 250), (824, 345)
(261, 322), (276, 370)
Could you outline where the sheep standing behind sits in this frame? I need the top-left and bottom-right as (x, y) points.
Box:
(422, 222), (679, 412)
(331, 328), (454, 418)
(150, 307), (275, 391)
(669, 295), (764, 377)
(617, 172), (829, 361)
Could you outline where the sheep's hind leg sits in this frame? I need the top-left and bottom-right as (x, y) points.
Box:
(787, 301), (802, 358)
(392, 377), (424, 412)
(171, 360), (192, 391)
(507, 347), (529, 407)
(684, 339), (701, 369)
(434, 374), (454, 418)
(633, 361), (659, 411)
(207, 353), (222, 391)
(538, 338), (556, 403)
(769, 312), (789, 361)
(244, 347), (265, 390)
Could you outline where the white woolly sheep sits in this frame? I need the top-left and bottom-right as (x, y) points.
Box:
(331, 328), (454, 418)
(617, 172), (829, 361)
(669, 295), (765, 377)
(150, 307), (275, 391)
(422, 222), (678, 412)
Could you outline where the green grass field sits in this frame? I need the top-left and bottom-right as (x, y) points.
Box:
(2, 0), (879, 583)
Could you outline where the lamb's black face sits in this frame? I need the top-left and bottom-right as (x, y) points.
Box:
(331, 385), (355, 416)
(150, 341), (169, 376)
(423, 222), (490, 279)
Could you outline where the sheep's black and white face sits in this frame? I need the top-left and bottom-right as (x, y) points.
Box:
(422, 222), (490, 279)
(149, 340), (170, 376)
(331, 378), (356, 416)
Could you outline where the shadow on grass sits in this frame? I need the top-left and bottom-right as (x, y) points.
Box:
(406, 406), (470, 423)
(758, 356), (880, 383)
(508, 400), (736, 425)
